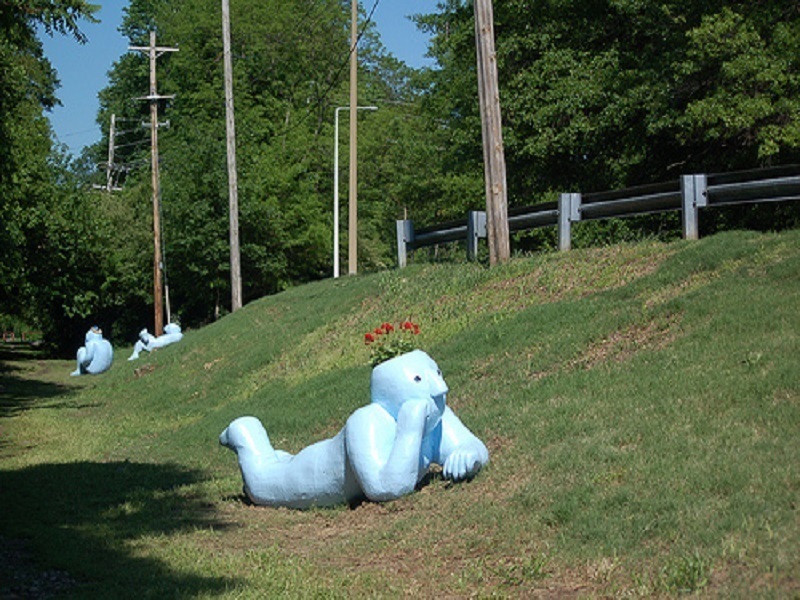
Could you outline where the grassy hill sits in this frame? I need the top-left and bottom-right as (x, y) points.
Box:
(1, 229), (798, 597)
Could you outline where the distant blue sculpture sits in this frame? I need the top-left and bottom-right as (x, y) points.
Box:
(128, 322), (183, 361)
(219, 350), (489, 508)
(71, 326), (113, 376)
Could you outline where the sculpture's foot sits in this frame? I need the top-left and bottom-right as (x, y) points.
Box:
(70, 369), (81, 377)
(219, 416), (279, 462)
(219, 416), (266, 449)
(219, 425), (234, 448)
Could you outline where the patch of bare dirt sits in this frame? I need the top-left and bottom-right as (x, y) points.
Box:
(472, 313), (682, 387)
(569, 314), (682, 371)
(474, 244), (671, 315)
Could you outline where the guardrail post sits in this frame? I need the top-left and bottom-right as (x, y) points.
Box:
(396, 219), (414, 268)
(681, 174), (708, 241)
(558, 193), (581, 251)
(467, 210), (487, 261)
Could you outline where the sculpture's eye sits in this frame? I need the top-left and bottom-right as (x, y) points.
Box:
(414, 375), (422, 382)
(437, 369), (442, 376)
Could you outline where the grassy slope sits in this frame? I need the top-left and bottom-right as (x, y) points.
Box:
(0, 229), (798, 597)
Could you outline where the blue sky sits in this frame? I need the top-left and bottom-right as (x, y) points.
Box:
(40, 0), (437, 156)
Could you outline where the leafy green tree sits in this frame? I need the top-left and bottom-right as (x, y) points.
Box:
(20, 150), (127, 352)
(420, 0), (800, 197)
(408, 0), (800, 254)
(0, 1), (100, 350)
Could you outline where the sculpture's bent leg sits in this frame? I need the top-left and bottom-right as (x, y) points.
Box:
(128, 340), (145, 361)
(71, 347), (88, 376)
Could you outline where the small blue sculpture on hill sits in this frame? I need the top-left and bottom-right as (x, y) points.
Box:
(128, 322), (183, 361)
(219, 349), (489, 509)
(71, 326), (113, 376)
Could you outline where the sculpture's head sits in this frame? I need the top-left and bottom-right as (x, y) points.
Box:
(370, 349), (448, 426)
(164, 322), (181, 335)
(86, 326), (103, 344)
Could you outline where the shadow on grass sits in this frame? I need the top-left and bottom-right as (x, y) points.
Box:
(0, 460), (238, 596)
(0, 370), (83, 418)
(0, 344), (82, 418)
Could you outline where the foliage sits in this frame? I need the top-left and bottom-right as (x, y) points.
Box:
(0, 1), (99, 351)
(419, 0), (800, 245)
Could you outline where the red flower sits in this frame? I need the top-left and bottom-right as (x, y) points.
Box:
(364, 320), (423, 366)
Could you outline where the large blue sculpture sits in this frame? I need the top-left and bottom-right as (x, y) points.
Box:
(219, 350), (489, 508)
(71, 326), (113, 376)
(128, 322), (183, 361)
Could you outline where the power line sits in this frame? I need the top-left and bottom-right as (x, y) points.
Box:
(56, 127), (97, 138)
(276, 0), (383, 138)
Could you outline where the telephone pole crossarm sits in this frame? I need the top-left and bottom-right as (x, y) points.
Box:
(129, 45), (180, 58)
(134, 94), (176, 101)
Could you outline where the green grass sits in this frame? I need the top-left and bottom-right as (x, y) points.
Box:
(1, 229), (798, 597)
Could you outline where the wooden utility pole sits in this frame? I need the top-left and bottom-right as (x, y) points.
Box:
(474, 0), (510, 265)
(130, 32), (178, 336)
(222, 0), (242, 311)
(348, 0), (359, 275)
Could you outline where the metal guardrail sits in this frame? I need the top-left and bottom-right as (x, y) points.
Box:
(396, 165), (800, 267)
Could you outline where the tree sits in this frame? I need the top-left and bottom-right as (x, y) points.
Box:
(0, 0), (99, 350)
(421, 0), (800, 198)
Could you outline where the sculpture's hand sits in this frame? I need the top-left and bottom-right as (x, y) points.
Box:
(396, 397), (439, 436)
(346, 400), (436, 502)
(443, 445), (485, 481)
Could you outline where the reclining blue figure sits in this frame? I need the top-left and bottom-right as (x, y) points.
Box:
(128, 322), (183, 361)
(219, 350), (489, 508)
(71, 326), (113, 376)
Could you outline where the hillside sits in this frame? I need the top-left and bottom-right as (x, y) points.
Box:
(1, 229), (798, 597)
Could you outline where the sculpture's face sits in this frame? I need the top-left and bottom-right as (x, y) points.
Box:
(370, 350), (448, 426)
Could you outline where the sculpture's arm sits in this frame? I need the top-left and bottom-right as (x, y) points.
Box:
(345, 400), (434, 502)
(438, 407), (489, 481)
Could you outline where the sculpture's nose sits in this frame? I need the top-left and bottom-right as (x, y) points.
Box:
(429, 371), (448, 398)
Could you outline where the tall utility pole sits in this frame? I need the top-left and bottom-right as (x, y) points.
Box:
(130, 32), (178, 336)
(348, 0), (359, 275)
(474, 0), (510, 265)
(222, 0), (242, 312)
(334, 105), (377, 278)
